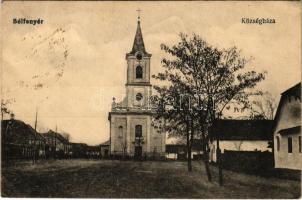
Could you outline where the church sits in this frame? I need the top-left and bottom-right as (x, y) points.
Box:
(108, 16), (166, 159)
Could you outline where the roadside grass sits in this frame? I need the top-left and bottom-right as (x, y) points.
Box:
(1, 159), (301, 198)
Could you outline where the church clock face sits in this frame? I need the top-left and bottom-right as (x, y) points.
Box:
(136, 93), (143, 101)
(136, 52), (142, 60)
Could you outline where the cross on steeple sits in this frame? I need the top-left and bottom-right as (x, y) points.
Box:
(136, 8), (142, 21)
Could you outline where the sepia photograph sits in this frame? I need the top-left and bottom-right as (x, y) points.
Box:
(0, 1), (301, 198)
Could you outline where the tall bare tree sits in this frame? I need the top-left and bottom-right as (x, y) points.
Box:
(247, 91), (276, 120)
(1, 99), (14, 121)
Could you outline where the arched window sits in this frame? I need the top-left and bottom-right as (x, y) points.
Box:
(288, 137), (292, 153)
(118, 126), (123, 137)
(135, 125), (142, 137)
(276, 136), (280, 151)
(136, 65), (143, 79)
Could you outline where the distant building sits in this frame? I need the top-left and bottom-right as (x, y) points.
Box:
(43, 130), (71, 159)
(209, 119), (273, 162)
(273, 83), (301, 170)
(99, 140), (110, 158)
(1, 119), (46, 160)
(108, 17), (165, 159)
(70, 142), (89, 158)
(166, 139), (203, 160)
(86, 145), (101, 159)
(166, 144), (186, 160)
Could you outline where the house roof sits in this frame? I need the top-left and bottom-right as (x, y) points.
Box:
(166, 144), (186, 153)
(43, 130), (69, 144)
(1, 119), (45, 144)
(281, 83), (301, 97)
(87, 145), (101, 151)
(166, 139), (203, 153)
(70, 142), (88, 147)
(278, 126), (301, 135)
(70, 142), (89, 151)
(210, 119), (274, 140)
(273, 82), (301, 131)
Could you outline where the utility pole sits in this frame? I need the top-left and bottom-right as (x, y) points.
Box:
(33, 108), (38, 164)
(55, 124), (57, 160)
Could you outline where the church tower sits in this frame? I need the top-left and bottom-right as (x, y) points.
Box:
(108, 15), (166, 159)
(125, 16), (152, 110)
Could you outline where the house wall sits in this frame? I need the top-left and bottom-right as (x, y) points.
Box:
(274, 95), (301, 170)
(210, 140), (271, 162)
(100, 146), (110, 157)
(166, 153), (178, 160)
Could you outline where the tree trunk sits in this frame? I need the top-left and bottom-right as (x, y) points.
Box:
(187, 122), (192, 172)
(217, 139), (223, 186)
(202, 132), (212, 182)
(190, 119), (195, 171)
(218, 151), (223, 186)
(188, 143), (192, 172)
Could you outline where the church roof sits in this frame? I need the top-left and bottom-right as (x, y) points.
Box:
(128, 19), (150, 56)
(100, 140), (110, 146)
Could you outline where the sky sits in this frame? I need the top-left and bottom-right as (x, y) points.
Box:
(1, 1), (301, 145)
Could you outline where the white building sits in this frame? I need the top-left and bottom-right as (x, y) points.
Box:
(108, 17), (166, 159)
(209, 119), (273, 162)
(274, 83), (301, 170)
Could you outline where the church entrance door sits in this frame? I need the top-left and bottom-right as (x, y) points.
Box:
(134, 146), (142, 159)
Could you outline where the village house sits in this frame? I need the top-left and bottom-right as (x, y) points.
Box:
(43, 130), (72, 159)
(70, 142), (89, 158)
(1, 115), (46, 160)
(274, 83), (301, 170)
(108, 16), (166, 159)
(166, 139), (203, 160)
(85, 141), (110, 159)
(166, 144), (186, 160)
(209, 119), (273, 162)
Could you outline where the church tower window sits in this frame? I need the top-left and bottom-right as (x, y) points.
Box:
(135, 125), (142, 137)
(276, 136), (280, 151)
(136, 65), (143, 79)
(118, 126), (123, 137)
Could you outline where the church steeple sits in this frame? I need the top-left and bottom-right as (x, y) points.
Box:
(125, 12), (152, 87)
(130, 19), (147, 54)
(127, 11), (150, 56)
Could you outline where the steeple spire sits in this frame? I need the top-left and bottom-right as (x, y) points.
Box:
(130, 9), (147, 55)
